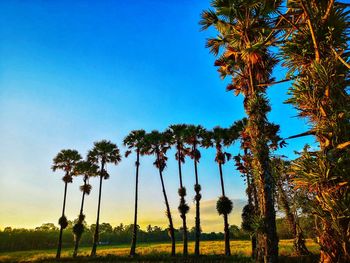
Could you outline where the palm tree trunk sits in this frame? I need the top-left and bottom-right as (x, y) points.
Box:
(91, 163), (105, 257)
(194, 146), (201, 256)
(223, 212), (231, 256)
(219, 163), (225, 196)
(177, 145), (188, 256)
(218, 163), (231, 256)
(157, 154), (175, 256)
(56, 181), (68, 259)
(130, 150), (140, 256)
(73, 181), (87, 258)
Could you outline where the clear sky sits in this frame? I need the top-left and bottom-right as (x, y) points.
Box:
(0, 0), (315, 232)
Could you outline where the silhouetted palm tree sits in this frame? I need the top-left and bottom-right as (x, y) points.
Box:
(142, 130), (176, 256)
(168, 124), (190, 256)
(123, 130), (146, 256)
(202, 127), (233, 256)
(72, 160), (98, 257)
(52, 149), (82, 259)
(183, 124), (205, 256)
(88, 140), (121, 257)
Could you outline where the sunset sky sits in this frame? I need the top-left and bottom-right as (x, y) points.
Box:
(0, 0), (315, 232)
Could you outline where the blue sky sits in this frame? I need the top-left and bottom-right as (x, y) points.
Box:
(0, 0), (315, 231)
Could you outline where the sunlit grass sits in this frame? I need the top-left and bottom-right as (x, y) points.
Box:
(0, 239), (319, 262)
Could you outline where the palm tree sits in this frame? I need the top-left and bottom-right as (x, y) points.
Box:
(183, 125), (205, 256)
(281, 1), (350, 261)
(200, 1), (282, 261)
(168, 124), (190, 256)
(72, 160), (98, 257)
(52, 149), (82, 259)
(202, 127), (233, 256)
(123, 129), (146, 256)
(88, 140), (122, 257)
(142, 130), (176, 256)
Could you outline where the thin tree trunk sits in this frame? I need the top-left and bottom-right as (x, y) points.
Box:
(177, 144), (188, 256)
(219, 163), (225, 196)
(218, 163), (231, 256)
(73, 179), (87, 258)
(157, 154), (175, 256)
(130, 150), (140, 256)
(56, 181), (68, 259)
(79, 180), (87, 215)
(194, 144), (201, 256)
(277, 179), (309, 255)
(91, 162), (105, 257)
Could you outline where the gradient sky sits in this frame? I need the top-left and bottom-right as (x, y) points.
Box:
(0, 0), (316, 232)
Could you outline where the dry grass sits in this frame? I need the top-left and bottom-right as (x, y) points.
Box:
(0, 239), (319, 262)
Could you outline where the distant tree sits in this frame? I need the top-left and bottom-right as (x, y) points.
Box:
(142, 130), (176, 256)
(123, 129), (146, 256)
(52, 149), (82, 259)
(35, 223), (59, 232)
(202, 127), (234, 256)
(183, 125), (205, 256)
(168, 124), (190, 256)
(88, 140), (121, 257)
(72, 160), (98, 257)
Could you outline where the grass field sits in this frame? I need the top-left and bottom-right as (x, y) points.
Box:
(0, 239), (320, 262)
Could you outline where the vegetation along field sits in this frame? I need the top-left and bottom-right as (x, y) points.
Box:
(0, 240), (320, 262)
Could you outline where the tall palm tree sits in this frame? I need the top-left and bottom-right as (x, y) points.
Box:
(88, 140), (122, 257)
(123, 129), (146, 256)
(142, 130), (176, 256)
(183, 125), (205, 256)
(168, 124), (190, 256)
(72, 160), (98, 257)
(202, 127), (233, 256)
(200, 1), (282, 261)
(281, 1), (350, 261)
(52, 149), (82, 259)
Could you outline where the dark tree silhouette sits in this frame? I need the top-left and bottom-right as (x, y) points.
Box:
(202, 127), (234, 256)
(72, 160), (98, 257)
(142, 130), (176, 256)
(123, 129), (146, 256)
(183, 124), (205, 256)
(88, 140), (121, 257)
(52, 149), (82, 259)
(168, 124), (190, 256)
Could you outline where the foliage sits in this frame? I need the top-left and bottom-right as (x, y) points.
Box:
(216, 196), (233, 216)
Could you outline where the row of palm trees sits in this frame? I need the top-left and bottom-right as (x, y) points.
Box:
(52, 121), (246, 258)
(52, 141), (121, 258)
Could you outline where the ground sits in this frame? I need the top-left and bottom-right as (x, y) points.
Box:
(0, 240), (320, 262)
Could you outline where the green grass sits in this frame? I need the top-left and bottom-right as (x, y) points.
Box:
(0, 240), (320, 262)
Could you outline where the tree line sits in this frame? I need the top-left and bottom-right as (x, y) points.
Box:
(0, 217), (316, 252)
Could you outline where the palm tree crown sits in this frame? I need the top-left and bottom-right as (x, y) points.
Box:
(52, 149), (82, 182)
